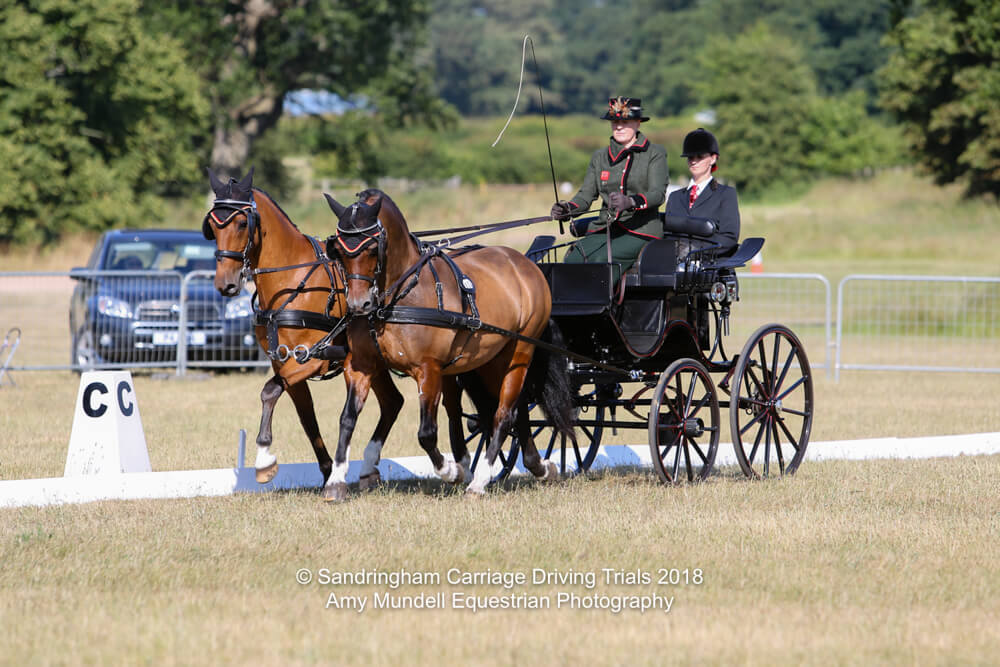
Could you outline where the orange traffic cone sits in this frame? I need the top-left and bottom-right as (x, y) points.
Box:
(750, 250), (763, 274)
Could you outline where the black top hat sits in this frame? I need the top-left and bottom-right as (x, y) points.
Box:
(601, 96), (649, 122)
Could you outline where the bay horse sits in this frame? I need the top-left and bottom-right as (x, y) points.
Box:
(324, 188), (576, 496)
(203, 168), (404, 501)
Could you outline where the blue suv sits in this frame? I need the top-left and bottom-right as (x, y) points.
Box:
(69, 229), (262, 370)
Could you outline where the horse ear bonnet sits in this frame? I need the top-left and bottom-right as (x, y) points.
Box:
(324, 193), (348, 219)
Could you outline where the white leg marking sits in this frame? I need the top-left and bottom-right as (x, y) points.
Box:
(435, 459), (459, 483)
(467, 456), (495, 495)
(255, 445), (276, 471)
(329, 446), (351, 485)
(360, 440), (383, 478)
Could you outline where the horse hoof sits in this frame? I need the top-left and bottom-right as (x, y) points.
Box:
(464, 487), (486, 500)
(541, 460), (560, 483)
(321, 482), (350, 503)
(255, 461), (279, 484)
(358, 471), (381, 491)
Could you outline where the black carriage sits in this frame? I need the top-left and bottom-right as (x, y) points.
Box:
(467, 214), (814, 484)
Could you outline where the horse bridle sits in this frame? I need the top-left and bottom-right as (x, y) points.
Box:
(202, 197), (260, 285)
(332, 203), (386, 313)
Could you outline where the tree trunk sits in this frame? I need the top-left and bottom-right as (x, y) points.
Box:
(209, 93), (284, 180)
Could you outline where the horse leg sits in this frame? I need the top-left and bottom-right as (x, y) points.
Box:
(324, 363), (372, 502)
(441, 376), (470, 484)
(358, 367), (404, 491)
(466, 344), (556, 495)
(513, 388), (559, 483)
(414, 365), (461, 483)
(254, 375), (284, 483)
(285, 380), (333, 485)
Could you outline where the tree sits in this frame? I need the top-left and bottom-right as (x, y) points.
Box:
(878, 0), (1000, 196)
(693, 23), (818, 195)
(142, 0), (453, 181)
(0, 0), (208, 244)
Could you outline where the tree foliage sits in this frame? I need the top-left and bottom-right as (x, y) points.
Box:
(142, 0), (454, 183)
(429, 0), (892, 118)
(0, 0), (208, 245)
(878, 0), (1000, 196)
(693, 24), (816, 194)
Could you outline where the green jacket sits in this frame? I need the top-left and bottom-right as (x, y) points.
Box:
(567, 131), (668, 238)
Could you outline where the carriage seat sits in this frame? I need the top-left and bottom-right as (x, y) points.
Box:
(622, 238), (677, 290)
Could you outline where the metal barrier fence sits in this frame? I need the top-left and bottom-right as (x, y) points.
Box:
(733, 272), (832, 377)
(4, 270), (998, 380)
(0, 270), (267, 375)
(835, 274), (1000, 380)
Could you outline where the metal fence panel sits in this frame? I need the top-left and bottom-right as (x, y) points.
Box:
(0, 271), (267, 374)
(835, 275), (1000, 380)
(730, 272), (832, 376)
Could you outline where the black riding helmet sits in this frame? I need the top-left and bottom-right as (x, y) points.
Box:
(680, 128), (719, 157)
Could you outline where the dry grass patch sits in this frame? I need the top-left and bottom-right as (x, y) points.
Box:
(3, 457), (1000, 664)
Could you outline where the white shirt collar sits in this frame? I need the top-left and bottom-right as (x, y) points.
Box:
(689, 176), (713, 195)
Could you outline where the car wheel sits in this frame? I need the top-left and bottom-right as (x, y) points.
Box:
(71, 327), (101, 373)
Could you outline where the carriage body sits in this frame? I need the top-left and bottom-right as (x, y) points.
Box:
(472, 223), (814, 484)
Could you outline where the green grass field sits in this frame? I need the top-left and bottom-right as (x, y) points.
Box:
(1, 170), (999, 664)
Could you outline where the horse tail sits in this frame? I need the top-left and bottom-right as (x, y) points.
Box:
(526, 318), (577, 443)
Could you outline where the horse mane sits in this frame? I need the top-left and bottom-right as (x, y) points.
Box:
(253, 187), (301, 232)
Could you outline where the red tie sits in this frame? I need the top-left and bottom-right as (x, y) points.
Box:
(689, 184), (698, 208)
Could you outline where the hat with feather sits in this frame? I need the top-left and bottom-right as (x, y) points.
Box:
(601, 96), (649, 122)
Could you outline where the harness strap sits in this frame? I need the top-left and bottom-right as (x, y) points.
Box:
(375, 305), (628, 375)
(252, 235), (349, 366)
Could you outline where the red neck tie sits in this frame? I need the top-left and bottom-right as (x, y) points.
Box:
(689, 184), (698, 208)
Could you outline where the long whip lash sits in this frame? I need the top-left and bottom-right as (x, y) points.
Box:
(492, 35), (564, 233)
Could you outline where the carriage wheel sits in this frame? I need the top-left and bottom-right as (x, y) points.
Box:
(529, 387), (605, 476)
(466, 389), (606, 483)
(648, 358), (720, 484)
(729, 323), (813, 479)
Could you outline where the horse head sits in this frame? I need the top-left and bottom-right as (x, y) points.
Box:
(203, 167), (258, 296)
(325, 192), (384, 315)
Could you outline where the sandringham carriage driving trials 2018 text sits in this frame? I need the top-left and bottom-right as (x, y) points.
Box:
(296, 566), (703, 614)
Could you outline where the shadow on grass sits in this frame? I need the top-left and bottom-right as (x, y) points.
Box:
(255, 462), (760, 503)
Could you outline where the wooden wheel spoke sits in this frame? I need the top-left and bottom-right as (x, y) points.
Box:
(683, 370), (698, 416)
(775, 414), (801, 451)
(659, 430), (681, 462)
(738, 405), (768, 437)
(763, 415), (773, 476)
(744, 363), (770, 403)
(769, 333), (782, 394)
(689, 440), (708, 465)
(682, 435), (694, 480)
(776, 375), (807, 403)
(542, 427), (558, 459)
(773, 344), (797, 396)
(747, 417), (766, 464)
(671, 436), (682, 480)
(772, 421), (785, 475)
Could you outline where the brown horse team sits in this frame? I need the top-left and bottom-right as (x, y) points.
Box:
(204, 169), (575, 500)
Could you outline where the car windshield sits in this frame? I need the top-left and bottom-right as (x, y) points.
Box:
(105, 240), (217, 273)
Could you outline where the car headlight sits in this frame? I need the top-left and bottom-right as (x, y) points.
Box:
(225, 293), (254, 319)
(96, 295), (134, 318)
